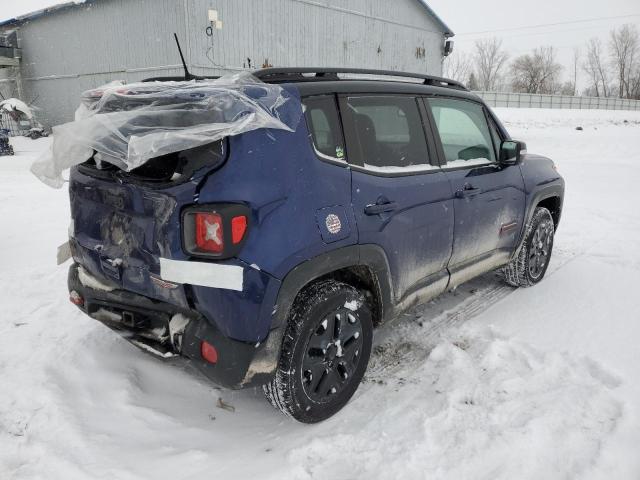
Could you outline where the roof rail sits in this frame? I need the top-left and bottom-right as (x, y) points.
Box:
(253, 67), (468, 91)
(141, 75), (220, 82)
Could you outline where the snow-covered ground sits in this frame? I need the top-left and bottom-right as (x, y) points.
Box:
(1, 108), (639, 479)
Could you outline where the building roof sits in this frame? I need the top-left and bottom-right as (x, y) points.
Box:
(0, 0), (453, 35)
(417, 0), (453, 36)
(0, 1), (92, 28)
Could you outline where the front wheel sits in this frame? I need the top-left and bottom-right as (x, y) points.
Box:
(503, 207), (555, 287)
(264, 280), (373, 423)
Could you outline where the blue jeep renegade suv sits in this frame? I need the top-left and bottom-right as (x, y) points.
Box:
(67, 68), (564, 423)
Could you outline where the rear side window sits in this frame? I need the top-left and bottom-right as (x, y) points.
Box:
(428, 98), (496, 167)
(345, 96), (431, 171)
(302, 96), (345, 160)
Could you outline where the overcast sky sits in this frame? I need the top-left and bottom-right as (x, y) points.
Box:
(2, 0), (640, 88)
(430, 0), (640, 87)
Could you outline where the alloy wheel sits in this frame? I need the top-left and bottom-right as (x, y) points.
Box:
(529, 220), (553, 279)
(301, 307), (364, 403)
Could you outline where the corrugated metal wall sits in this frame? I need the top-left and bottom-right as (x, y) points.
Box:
(2, 0), (447, 126)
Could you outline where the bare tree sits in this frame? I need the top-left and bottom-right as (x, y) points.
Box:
(442, 50), (473, 84)
(510, 46), (563, 94)
(583, 38), (610, 97)
(468, 71), (479, 90)
(559, 81), (576, 95)
(609, 24), (639, 98)
(630, 70), (640, 99)
(474, 38), (509, 91)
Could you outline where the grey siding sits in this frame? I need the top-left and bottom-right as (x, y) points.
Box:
(3, 0), (448, 126)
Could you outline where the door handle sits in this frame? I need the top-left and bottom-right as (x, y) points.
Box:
(455, 184), (481, 198)
(364, 201), (397, 215)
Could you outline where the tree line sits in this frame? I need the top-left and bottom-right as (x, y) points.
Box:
(443, 24), (640, 99)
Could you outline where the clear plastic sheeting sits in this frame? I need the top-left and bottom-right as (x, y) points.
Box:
(31, 72), (301, 188)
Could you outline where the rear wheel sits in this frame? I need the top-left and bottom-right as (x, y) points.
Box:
(264, 280), (373, 423)
(503, 207), (555, 287)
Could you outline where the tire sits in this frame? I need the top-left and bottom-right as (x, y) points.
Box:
(503, 207), (555, 287)
(264, 280), (373, 423)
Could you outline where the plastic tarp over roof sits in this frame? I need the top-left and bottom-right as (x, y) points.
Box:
(30, 72), (302, 188)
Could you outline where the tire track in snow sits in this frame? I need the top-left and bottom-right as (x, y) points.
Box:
(365, 250), (578, 383)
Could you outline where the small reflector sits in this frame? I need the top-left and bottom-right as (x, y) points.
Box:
(231, 215), (247, 244)
(201, 340), (218, 364)
(69, 290), (84, 306)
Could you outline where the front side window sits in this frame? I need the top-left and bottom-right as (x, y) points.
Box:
(346, 96), (431, 172)
(302, 96), (345, 161)
(428, 98), (496, 167)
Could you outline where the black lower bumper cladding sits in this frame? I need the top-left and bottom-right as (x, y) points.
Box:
(67, 263), (272, 389)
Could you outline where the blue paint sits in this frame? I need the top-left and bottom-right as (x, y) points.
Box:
(69, 83), (563, 347)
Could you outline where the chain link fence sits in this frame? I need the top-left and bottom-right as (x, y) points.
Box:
(473, 91), (640, 111)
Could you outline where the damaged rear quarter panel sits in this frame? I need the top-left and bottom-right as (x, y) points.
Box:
(69, 157), (283, 343)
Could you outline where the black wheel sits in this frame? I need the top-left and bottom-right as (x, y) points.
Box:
(503, 207), (555, 287)
(264, 280), (373, 423)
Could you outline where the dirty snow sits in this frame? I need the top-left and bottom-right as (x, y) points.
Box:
(1, 108), (639, 479)
(77, 265), (115, 292)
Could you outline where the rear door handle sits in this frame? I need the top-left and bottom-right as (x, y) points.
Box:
(455, 184), (481, 198)
(364, 201), (397, 215)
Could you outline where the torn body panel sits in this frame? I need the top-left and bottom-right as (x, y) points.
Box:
(67, 263), (273, 388)
(68, 164), (281, 343)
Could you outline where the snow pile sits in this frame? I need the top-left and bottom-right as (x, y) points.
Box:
(0, 98), (33, 119)
(287, 326), (621, 480)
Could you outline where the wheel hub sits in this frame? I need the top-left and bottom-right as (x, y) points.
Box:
(325, 343), (338, 361)
(302, 308), (363, 403)
(529, 220), (553, 279)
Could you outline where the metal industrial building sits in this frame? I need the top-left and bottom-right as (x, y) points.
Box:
(0, 0), (453, 127)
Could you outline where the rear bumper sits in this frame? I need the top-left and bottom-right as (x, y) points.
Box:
(68, 263), (281, 389)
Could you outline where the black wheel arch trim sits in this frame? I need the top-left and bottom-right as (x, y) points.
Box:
(514, 182), (565, 258)
(245, 244), (394, 385)
(273, 244), (394, 329)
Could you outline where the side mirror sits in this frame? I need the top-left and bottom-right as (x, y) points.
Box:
(500, 140), (527, 165)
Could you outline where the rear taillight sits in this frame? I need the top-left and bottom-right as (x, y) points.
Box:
(195, 212), (223, 253)
(183, 204), (250, 259)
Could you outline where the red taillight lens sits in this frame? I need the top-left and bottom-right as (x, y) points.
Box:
(201, 340), (218, 364)
(231, 215), (247, 244)
(195, 212), (223, 253)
